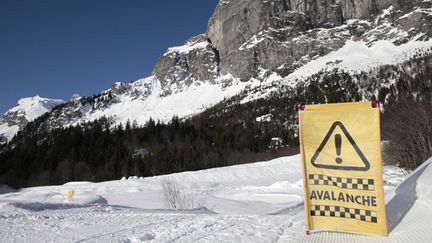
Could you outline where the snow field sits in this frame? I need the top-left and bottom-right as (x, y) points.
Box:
(289, 40), (432, 81)
(0, 154), (422, 242)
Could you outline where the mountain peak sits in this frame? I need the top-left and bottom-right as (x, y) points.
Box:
(0, 96), (65, 141)
(11, 96), (65, 121)
(70, 94), (82, 102)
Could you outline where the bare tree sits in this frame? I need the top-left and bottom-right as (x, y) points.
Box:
(161, 179), (199, 210)
(383, 98), (432, 169)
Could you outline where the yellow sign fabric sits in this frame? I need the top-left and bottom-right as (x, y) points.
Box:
(299, 101), (388, 236)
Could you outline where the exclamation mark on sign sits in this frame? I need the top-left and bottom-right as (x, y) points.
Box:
(335, 134), (342, 164)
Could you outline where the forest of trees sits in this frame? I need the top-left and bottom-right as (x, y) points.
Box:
(0, 109), (297, 188)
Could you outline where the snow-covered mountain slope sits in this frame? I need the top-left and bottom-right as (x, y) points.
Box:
(18, 39), (432, 136)
(240, 38), (432, 103)
(2, 0), (432, 141)
(1, 154), (430, 242)
(0, 96), (65, 142)
(64, 75), (258, 128)
(3, 39), (432, 142)
(287, 39), (432, 81)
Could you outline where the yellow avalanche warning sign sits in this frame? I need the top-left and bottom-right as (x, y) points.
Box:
(299, 101), (388, 236)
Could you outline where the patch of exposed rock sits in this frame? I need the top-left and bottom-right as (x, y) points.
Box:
(152, 34), (220, 94)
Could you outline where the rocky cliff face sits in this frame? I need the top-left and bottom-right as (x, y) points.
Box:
(289, 0), (376, 26)
(204, 0), (431, 81)
(152, 34), (219, 95)
(153, 0), (431, 83)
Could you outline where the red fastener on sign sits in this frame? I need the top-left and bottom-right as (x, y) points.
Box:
(299, 103), (306, 111)
(371, 100), (380, 108)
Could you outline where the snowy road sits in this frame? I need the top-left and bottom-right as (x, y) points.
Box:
(0, 155), (429, 242)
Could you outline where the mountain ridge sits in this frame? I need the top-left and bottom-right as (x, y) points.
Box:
(1, 0), (431, 142)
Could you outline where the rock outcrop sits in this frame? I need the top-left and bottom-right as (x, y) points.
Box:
(206, 0), (376, 80)
(204, 0), (431, 81)
(207, 0), (311, 80)
(152, 34), (219, 94)
(150, 0), (432, 84)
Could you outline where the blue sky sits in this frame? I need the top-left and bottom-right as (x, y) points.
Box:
(0, 0), (218, 114)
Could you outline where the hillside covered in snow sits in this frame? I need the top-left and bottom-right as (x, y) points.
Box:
(0, 154), (430, 242)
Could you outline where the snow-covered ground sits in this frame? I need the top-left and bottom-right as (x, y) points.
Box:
(1, 154), (429, 242)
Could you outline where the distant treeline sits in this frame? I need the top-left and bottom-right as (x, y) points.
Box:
(0, 110), (298, 188)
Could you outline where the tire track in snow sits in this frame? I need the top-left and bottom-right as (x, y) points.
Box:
(74, 216), (183, 243)
(167, 216), (236, 243)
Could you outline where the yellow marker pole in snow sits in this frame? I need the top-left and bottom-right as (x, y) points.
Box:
(67, 191), (73, 203)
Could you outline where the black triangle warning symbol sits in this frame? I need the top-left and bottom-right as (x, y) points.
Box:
(310, 121), (370, 171)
